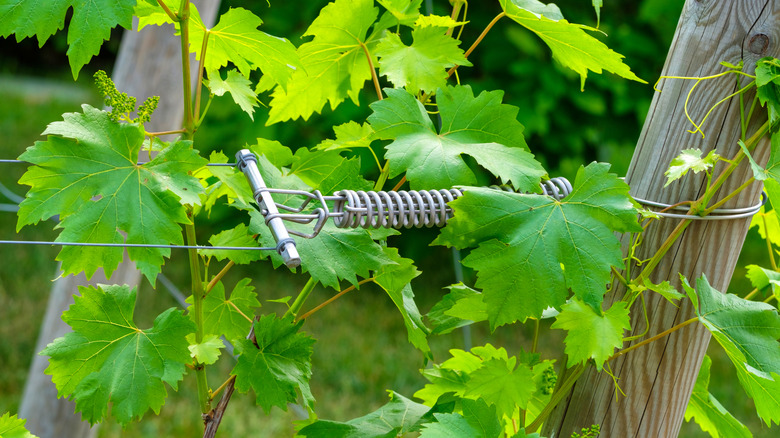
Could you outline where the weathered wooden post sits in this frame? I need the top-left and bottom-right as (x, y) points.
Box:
(543, 1), (780, 437)
(17, 2), (220, 436)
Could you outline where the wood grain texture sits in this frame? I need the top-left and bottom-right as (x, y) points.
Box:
(542, 1), (780, 437)
(17, 2), (220, 436)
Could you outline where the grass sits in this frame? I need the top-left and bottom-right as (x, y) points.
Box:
(0, 75), (776, 438)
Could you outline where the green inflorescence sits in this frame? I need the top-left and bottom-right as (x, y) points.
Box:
(93, 70), (158, 124)
(571, 424), (601, 438)
(541, 366), (558, 395)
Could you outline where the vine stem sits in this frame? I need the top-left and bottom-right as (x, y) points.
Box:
(638, 121), (769, 282)
(743, 287), (760, 300)
(185, 222), (211, 414)
(156, 0), (178, 21)
(210, 375), (236, 402)
(445, 12), (505, 80)
(608, 317), (698, 362)
(297, 278), (374, 321)
(146, 129), (186, 136)
(359, 42), (383, 101)
(286, 277), (318, 318)
(391, 176), (407, 192)
(206, 260), (235, 294)
(194, 30), (211, 123)
(763, 213), (778, 271)
(179, 2), (195, 137)
(525, 364), (584, 433)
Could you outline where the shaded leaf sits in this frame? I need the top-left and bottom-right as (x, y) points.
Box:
(200, 223), (263, 265)
(189, 278), (260, 341)
(298, 391), (431, 437)
(500, 0), (643, 89)
(0, 0), (135, 78)
(686, 275), (780, 425)
(232, 314), (315, 412)
(369, 85), (545, 190)
(41, 285), (194, 425)
(373, 247), (430, 358)
(427, 284), (487, 335)
(436, 162), (640, 328)
(684, 355), (752, 438)
(206, 69), (259, 120)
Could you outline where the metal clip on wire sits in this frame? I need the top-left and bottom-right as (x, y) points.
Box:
(236, 150), (301, 268)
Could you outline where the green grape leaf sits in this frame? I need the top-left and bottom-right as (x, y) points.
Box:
(202, 151), (256, 212)
(252, 219), (395, 290)
(266, 0), (378, 123)
(134, 0), (173, 29)
(187, 278), (260, 341)
(206, 69), (260, 120)
(550, 299), (630, 370)
(464, 358), (535, 417)
(0, 0), (136, 78)
(419, 413), (478, 438)
(377, 0), (422, 26)
(298, 391), (431, 437)
(509, 0), (564, 20)
(0, 413), (38, 438)
(41, 285), (194, 425)
(435, 162), (640, 328)
(316, 121), (375, 151)
(290, 149), (373, 195)
(629, 278), (684, 306)
(415, 15), (467, 28)
(373, 247), (431, 358)
(738, 139), (768, 181)
(376, 27), (471, 94)
(246, 157), (395, 289)
(369, 85), (546, 190)
(499, 0), (644, 89)
(186, 333), (225, 365)
(664, 148), (721, 187)
(684, 355), (752, 438)
(189, 7), (300, 89)
(745, 264), (780, 297)
(686, 274), (780, 425)
(232, 314), (315, 412)
(460, 398), (502, 438)
(200, 223), (263, 265)
(427, 284), (487, 335)
(416, 346), (536, 419)
(17, 105), (206, 282)
(756, 57), (780, 127)
(759, 133), (780, 185)
(251, 138), (294, 167)
(750, 207), (780, 248)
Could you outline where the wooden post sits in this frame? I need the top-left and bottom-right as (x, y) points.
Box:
(17, 2), (220, 436)
(543, 1), (780, 437)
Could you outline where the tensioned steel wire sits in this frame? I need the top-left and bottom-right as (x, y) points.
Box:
(0, 154), (768, 259)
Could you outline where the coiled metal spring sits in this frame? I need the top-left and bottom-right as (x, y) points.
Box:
(330, 177), (573, 231)
(332, 189), (464, 229)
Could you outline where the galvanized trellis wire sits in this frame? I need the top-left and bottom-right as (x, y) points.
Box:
(0, 152), (768, 269)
